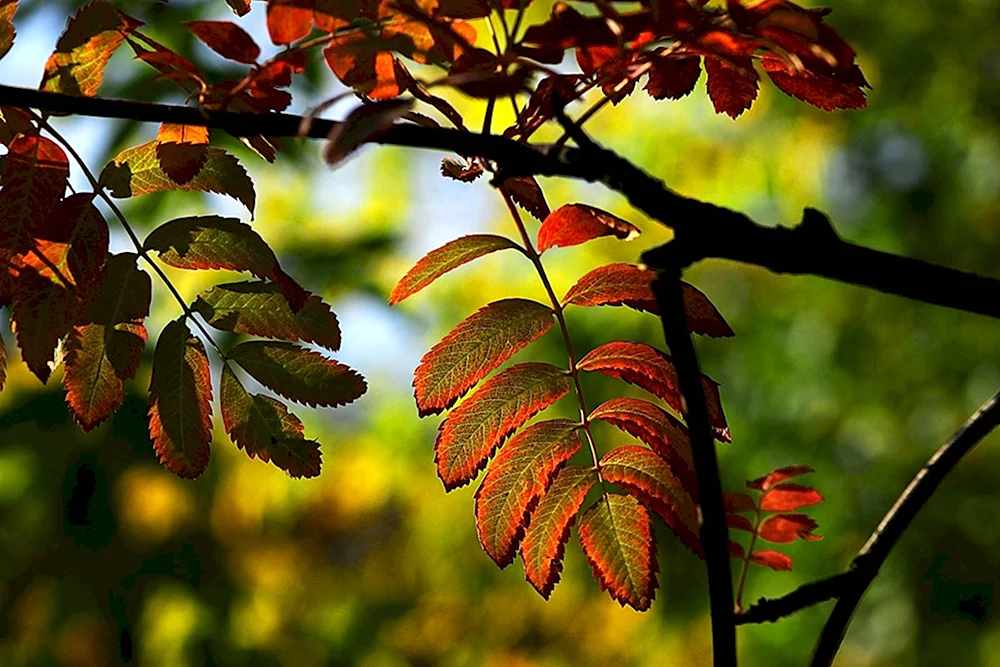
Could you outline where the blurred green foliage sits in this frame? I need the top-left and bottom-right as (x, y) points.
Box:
(3, 0), (1000, 665)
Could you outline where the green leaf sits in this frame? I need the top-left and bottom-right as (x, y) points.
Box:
(143, 216), (278, 276)
(228, 341), (366, 408)
(0, 0), (17, 62)
(100, 141), (256, 213)
(194, 281), (340, 351)
(148, 319), (213, 478)
(220, 365), (321, 478)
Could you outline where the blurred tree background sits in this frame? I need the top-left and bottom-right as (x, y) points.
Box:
(2, 0), (1000, 665)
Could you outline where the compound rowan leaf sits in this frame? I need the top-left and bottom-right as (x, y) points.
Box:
(759, 483), (823, 511)
(578, 494), (657, 611)
(434, 362), (571, 490)
(520, 465), (596, 598)
(747, 464), (815, 491)
(600, 445), (701, 556)
(757, 514), (822, 544)
(220, 364), (321, 478)
(144, 216), (278, 276)
(389, 234), (521, 304)
(186, 20), (260, 64)
(41, 1), (141, 97)
(267, 0), (314, 46)
(194, 281), (341, 351)
(148, 319), (213, 478)
(537, 205), (639, 253)
(705, 55), (759, 119)
(414, 298), (554, 416)
(63, 253), (151, 431)
(0, 0), (17, 61)
(750, 550), (793, 571)
(577, 341), (730, 441)
(100, 140), (255, 213)
(589, 397), (695, 493)
(474, 419), (581, 567)
(229, 341), (366, 408)
(645, 52), (701, 100)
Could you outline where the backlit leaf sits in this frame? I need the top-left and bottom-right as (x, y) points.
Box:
(148, 319), (213, 478)
(578, 494), (657, 611)
(520, 465), (596, 598)
(750, 550), (793, 571)
(414, 298), (554, 416)
(759, 483), (823, 511)
(267, 0), (313, 46)
(323, 31), (410, 100)
(63, 253), (150, 430)
(100, 140), (255, 213)
(193, 281), (341, 351)
(747, 464), (815, 491)
(645, 52), (701, 100)
(705, 55), (759, 119)
(186, 20), (260, 64)
(155, 122), (211, 186)
(757, 514), (822, 543)
(474, 419), (581, 567)
(600, 445), (701, 555)
(0, 0), (16, 61)
(40, 0), (141, 97)
(762, 57), (867, 111)
(144, 216), (278, 276)
(389, 234), (521, 304)
(537, 205), (639, 253)
(434, 362), (571, 490)
(220, 364), (321, 478)
(228, 341), (366, 408)
(577, 341), (731, 441)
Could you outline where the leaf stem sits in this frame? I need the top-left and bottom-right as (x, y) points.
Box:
(734, 505), (762, 611)
(498, 186), (605, 484)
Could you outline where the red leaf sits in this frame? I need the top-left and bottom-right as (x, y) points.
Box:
(267, 0), (314, 45)
(323, 31), (411, 100)
(389, 234), (521, 304)
(645, 52), (701, 100)
(600, 446), (702, 556)
(505, 177), (550, 221)
(761, 56), (867, 111)
(226, 0), (252, 16)
(220, 365), (321, 478)
(148, 319), (213, 478)
(537, 205), (639, 254)
(475, 419), (581, 567)
(757, 514), (822, 544)
(682, 282), (735, 338)
(434, 362), (571, 490)
(746, 464), (815, 491)
(750, 550), (793, 571)
(186, 20), (260, 64)
(727, 514), (754, 532)
(414, 298), (554, 416)
(325, 99), (412, 167)
(520, 465), (596, 598)
(759, 483), (823, 512)
(576, 341), (730, 442)
(705, 55), (759, 119)
(729, 540), (746, 559)
(578, 494), (657, 611)
(723, 491), (756, 513)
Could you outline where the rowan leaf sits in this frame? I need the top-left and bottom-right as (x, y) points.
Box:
(100, 140), (255, 213)
(578, 494), (657, 611)
(40, 0), (141, 97)
(155, 123), (211, 186)
(267, 0), (314, 46)
(143, 216), (278, 276)
(723, 491), (756, 513)
(193, 281), (340, 351)
(759, 483), (823, 512)
(226, 0), (252, 16)
(727, 514), (754, 532)
(474, 419), (581, 567)
(761, 57), (867, 111)
(325, 99), (413, 167)
(757, 514), (822, 544)
(220, 364), (321, 478)
(389, 234), (521, 304)
(600, 445), (702, 556)
(434, 362), (571, 490)
(414, 299), (554, 416)
(505, 177), (550, 221)
(681, 282), (736, 338)
(577, 341), (731, 442)
(186, 20), (260, 64)
(228, 341), (365, 408)
(750, 550), (793, 571)
(520, 465), (596, 598)
(537, 205), (640, 253)
(323, 32), (410, 100)
(148, 319), (213, 479)
(0, 0), (17, 61)
(729, 541), (746, 559)
(63, 253), (151, 431)
(705, 55), (759, 119)
(645, 52), (701, 100)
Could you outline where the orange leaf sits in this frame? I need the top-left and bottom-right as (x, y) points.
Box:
(537, 205), (639, 253)
(600, 446), (702, 556)
(750, 550), (793, 571)
(520, 465), (596, 598)
(578, 494), (658, 611)
(155, 123), (210, 186)
(434, 362), (571, 490)
(267, 0), (314, 45)
(389, 234), (521, 304)
(746, 464), (815, 491)
(705, 55), (759, 119)
(759, 483), (823, 512)
(757, 514), (822, 543)
(186, 20), (260, 64)
(323, 31), (410, 100)
(414, 298), (554, 416)
(474, 419), (581, 567)
(148, 319), (213, 478)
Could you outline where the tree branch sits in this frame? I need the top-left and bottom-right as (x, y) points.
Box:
(652, 272), (737, 667)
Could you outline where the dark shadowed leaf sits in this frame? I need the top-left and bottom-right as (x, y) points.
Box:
(186, 20), (260, 64)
